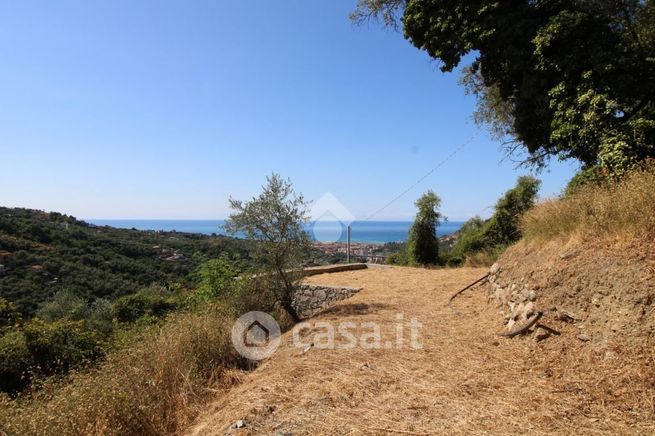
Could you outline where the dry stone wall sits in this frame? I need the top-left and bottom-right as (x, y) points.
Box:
(488, 262), (540, 333)
(291, 284), (362, 319)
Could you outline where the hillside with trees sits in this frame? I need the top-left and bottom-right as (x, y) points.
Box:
(0, 207), (252, 317)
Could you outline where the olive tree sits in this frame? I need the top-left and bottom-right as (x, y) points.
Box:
(224, 174), (310, 322)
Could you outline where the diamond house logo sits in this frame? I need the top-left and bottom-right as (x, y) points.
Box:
(231, 311), (281, 360)
(309, 192), (356, 243)
(243, 320), (269, 347)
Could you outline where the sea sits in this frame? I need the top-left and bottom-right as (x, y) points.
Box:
(88, 220), (464, 244)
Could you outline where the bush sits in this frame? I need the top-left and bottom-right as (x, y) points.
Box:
(0, 298), (22, 329)
(22, 319), (105, 376)
(449, 216), (486, 259)
(0, 331), (31, 395)
(386, 251), (409, 266)
(38, 291), (114, 336)
(111, 290), (177, 323)
(448, 177), (540, 263)
(483, 176), (541, 246)
(191, 256), (242, 305)
(0, 306), (244, 435)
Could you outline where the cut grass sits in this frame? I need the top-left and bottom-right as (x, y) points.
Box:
(187, 267), (655, 435)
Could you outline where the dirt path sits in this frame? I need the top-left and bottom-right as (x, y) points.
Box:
(187, 267), (654, 435)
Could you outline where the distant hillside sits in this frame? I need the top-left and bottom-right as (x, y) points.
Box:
(0, 207), (252, 316)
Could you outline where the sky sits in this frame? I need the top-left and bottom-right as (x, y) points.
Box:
(0, 0), (579, 221)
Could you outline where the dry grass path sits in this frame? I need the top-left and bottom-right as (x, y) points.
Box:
(188, 267), (654, 435)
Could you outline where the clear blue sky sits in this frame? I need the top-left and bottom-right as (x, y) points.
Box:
(0, 0), (578, 221)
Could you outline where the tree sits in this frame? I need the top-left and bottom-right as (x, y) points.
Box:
(407, 191), (443, 265)
(484, 176), (541, 246)
(0, 298), (21, 330)
(448, 177), (541, 262)
(224, 174), (310, 322)
(352, 0), (655, 177)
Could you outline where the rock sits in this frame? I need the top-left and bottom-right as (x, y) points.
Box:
(525, 290), (537, 302)
(577, 333), (592, 342)
(523, 302), (535, 318)
(292, 284), (362, 319)
(534, 327), (551, 342)
(232, 420), (245, 429)
(489, 262), (500, 275)
(556, 310), (577, 323)
(592, 294), (602, 307)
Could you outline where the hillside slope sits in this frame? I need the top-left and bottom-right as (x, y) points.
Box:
(0, 207), (250, 315)
(188, 267), (654, 435)
(490, 239), (655, 345)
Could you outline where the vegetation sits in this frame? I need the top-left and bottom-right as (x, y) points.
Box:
(522, 162), (655, 243)
(352, 0), (655, 179)
(406, 191), (443, 265)
(446, 176), (541, 265)
(0, 305), (241, 435)
(0, 207), (256, 397)
(0, 232), (286, 434)
(0, 207), (251, 317)
(225, 173), (311, 322)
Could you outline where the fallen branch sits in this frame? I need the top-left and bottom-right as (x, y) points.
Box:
(447, 273), (490, 315)
(497, 312), (544, 338)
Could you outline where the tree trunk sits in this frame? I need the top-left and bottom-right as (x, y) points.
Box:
(275, 266), (301, 322)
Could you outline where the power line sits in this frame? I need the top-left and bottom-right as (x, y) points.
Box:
(363, 132), (479, 221)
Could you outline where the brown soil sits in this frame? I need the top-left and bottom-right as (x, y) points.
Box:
(186, 265), (655, 435)
(495, 238), (655, 346)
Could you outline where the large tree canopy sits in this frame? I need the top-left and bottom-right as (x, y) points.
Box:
(353, 0), (655, 176)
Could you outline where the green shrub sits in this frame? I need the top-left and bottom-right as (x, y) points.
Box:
(0, 298), (22, 329)
(111, 290), (177, 323)
(0, 331), (31, 395)
(385, 252), (406, 265)
(37, 290), (88, 323)
(22, 319), (105, 375)
(483, 176), (541, 246)
(0, 306), (244, 435)
(448, 177), (540, 263)
(191, 256), (242, 305)
(38, 291), (114, 336)
(449, 216), (487, 259)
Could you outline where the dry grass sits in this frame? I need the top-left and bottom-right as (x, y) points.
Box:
(0, 306), (243, 435)
(463, 250), (499, 267)
(522, 165), (655, 243)
(187, 267), (655, 435)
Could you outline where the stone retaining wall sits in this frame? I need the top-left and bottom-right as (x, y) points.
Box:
(488, 262), (540, 333)
(292, 284), (363, 319)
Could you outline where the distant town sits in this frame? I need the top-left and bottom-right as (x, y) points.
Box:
(311, 233), (458, 264)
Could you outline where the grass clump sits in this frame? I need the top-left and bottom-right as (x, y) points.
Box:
(522, 164), (655, 243)
(0, 254), (284, 435)
(0, 305), (242, 435)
